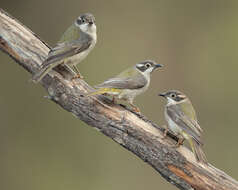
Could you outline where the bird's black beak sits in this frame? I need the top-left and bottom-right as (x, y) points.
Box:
(89, 21), (94, 25)
(155, 64), (163, 68)
(153, 64), (163, 71)
(159, 92), (166, 97)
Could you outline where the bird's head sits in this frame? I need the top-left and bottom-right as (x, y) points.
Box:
(159, 90), (187, 105)
(135, 60), (162, 76)
(75, 13), (96, 36)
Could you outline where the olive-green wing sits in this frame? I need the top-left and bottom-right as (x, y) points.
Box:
(41, 39), (91, 69)
(95, 73), (147, 89)
(116, 66), (139, 78)
(166, 104), (203, 145)
(180, 100), (203, 133)
(95, 66), (147, 89)
(58, 24), (81, 44)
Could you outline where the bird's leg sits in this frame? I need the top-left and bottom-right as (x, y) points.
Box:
(162, 125), (169, 139)
(129, 103), (140, 113)
(72, 65), (83, 79)
(112, 96), (117, 104)
(162, 127), (185, 147)
(63, 64), (76, 75)
(173, 137), (185, 148)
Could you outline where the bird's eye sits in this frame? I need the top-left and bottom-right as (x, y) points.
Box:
(82, 18), (85, 23)
(145, 63), (151, 68)
(171, 93), (176, 98)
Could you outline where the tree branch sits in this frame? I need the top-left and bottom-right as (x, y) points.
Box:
(0, 9), (237, 190)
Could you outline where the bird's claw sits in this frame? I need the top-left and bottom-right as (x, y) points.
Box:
(162, 126), (168, 139)
(173, 138), (185, 148)
(72, 74), (84, 80)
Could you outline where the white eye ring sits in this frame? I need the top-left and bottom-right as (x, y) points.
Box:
(145, 63), (151, 68)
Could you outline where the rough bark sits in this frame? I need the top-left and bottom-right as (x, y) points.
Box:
(0, 9), (237, 190)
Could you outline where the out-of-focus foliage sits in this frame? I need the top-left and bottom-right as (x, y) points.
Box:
(1, 1), (238, 190)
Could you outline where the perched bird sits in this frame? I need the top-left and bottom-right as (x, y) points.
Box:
(159, 90), (207, 163)
(88, 60), (162, 112)
(32, 13), (97, 83)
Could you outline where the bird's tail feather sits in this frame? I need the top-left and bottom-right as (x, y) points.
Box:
(188, 138), (207, 164)
(32, 63), (58, 83)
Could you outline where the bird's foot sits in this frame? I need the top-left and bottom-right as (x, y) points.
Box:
(72, 73), (84, 80)
(173, 138), (185, 148)
(162, 126), (168, 139)
(112, 96), (117, 104)
(129, 104), (140, 113)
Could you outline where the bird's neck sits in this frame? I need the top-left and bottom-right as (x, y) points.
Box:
(89, 24), (97, 42)
(80, 25), (97, 43)
(139, 69), (151, 83)
(136, 69), (150, 88)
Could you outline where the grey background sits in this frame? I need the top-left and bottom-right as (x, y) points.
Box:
(1, 1), (238, 190)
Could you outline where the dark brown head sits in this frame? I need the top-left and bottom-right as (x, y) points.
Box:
(159, 90), (187, 103)
(75, 13), (96, 36)
(76, 13), (95, 25)
(135, 60), (163, 74)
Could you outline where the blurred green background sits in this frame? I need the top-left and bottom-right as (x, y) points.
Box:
(1, 0), (238, 189)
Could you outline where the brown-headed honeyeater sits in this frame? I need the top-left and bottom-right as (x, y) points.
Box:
(88, 60), (162, 112)
(32, 13), (97, 83)
(159, 90), (207, 164)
